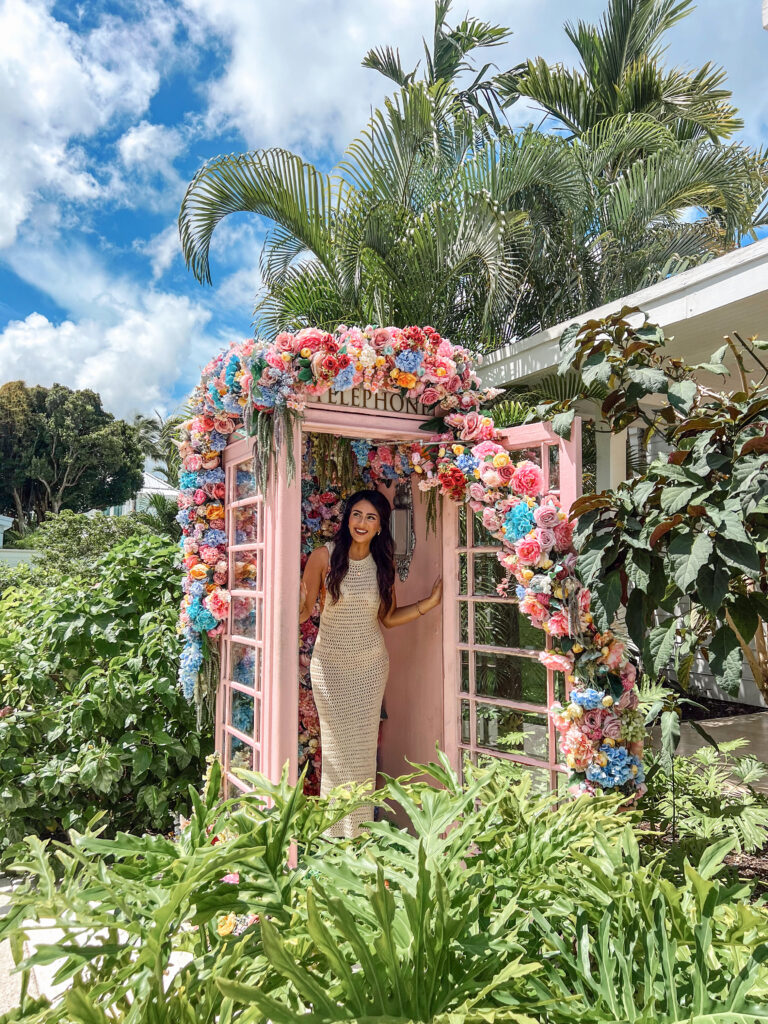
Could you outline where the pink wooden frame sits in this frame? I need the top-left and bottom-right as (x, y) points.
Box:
(217, 409), (581, 795)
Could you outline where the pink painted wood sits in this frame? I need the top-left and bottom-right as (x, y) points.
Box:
(217, 408), (582, 796)
(442, 417), (582, 791)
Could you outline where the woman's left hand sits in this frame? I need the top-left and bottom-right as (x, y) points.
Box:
(429, 575), (443, 608)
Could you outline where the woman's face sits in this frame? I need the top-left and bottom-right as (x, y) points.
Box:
(347, 499), (380, 545)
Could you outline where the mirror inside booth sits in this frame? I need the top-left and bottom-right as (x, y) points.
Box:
(298, 432), (445, 813)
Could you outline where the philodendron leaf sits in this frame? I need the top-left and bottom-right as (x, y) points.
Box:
(668, 531), (714, 593)
(660, 709), (680, 759)
(708, 625), (744, 696)
(696, 559), (730, 614)
(647, 618), (677, 674)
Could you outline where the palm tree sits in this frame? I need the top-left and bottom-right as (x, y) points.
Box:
(179, 78), (765, 349)
(362, 0), (521, 125)
(506, 0), (742, 143)
(132, 411), (185, 488)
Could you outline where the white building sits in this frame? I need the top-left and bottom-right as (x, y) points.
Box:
(479, 237), (768, 706)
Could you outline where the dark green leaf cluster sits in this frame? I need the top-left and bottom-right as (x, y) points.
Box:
(538, 310), (768, 698)
(2, 756), (767, 1022)
(0, 535), (210, 859)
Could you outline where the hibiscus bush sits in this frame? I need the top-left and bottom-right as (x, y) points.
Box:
(0, 534), (210, 860)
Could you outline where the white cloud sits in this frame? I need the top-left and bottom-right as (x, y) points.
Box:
(0, 292), (212, 418)
(138, 223), (183, 280)
(0, 0), (180, 248)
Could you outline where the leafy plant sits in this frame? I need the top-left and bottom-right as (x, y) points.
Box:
(0, 534), (210, 858)
(2, 756), (768, 1023)
(536, 310), (768, 700)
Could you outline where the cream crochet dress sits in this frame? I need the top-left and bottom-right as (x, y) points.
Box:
(310, 543), (389, 838)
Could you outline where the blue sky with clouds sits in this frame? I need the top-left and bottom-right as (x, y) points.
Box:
(1, 0), (767, 419)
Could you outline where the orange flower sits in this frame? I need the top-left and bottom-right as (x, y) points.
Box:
(206, 504), (224, 520)
(398, 372), (418, 389)
(190, 564), (209, 581)
(217, 913), (237, 936)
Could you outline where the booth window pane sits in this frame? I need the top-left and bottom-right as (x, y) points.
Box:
(472, 513), (502, 548)
(460, 650), (469, 693)
(459, 600), (468, 644)
(233, 551), (261, 591)
(472, 554), (507, 596)
(232, 596), (260, 639)
(235, 465), (259, 501)
(229, 689), (256, 739)
(476, 707), (548, 759)
(458, 505), (467, 546)
(230, 642), (260, 690)
(228, 733), (256, 773)
(234, 505), (259, 544)
(549, 444), (560, 492)
(474, 651), (547, 704)
(473, 601), (545, 651)
(458, 554), (468, 595)
(460, 700), (470, 745)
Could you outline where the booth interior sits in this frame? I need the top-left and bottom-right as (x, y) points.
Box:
(216, 394), (577, 803)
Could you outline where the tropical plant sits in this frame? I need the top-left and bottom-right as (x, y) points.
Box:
(643, 738), (768, 856)
(2, 756), (768, 1023)
(132, 410), (186, 488)
(362, 0), (521, 124)
(531, 310), (768, 702)
(0, 534), (209, 859)
(179, 0), (767, 347)
(508, 0), (742, 143)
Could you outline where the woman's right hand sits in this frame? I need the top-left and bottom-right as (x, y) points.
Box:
(300, 578), (308, 611)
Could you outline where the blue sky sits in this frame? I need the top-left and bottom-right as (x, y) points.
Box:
(1, 0), (767, 418)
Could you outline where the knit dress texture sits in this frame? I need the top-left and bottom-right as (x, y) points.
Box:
(310, 543), (389, 838)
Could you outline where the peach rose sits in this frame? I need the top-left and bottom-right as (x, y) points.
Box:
(510, 460), (544, 497)
(514, 537), (542, 565)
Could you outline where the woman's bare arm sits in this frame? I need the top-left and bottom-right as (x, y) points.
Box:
(380, 576), (442, 629)
(299, 546), (329, 623)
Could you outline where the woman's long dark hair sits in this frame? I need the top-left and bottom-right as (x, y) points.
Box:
(326, 489), (395, 613)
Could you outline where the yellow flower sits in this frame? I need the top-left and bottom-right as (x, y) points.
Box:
(554, 587), (563, 599)
(376, 356), (386, 366)
(398, 373), (418, 389)
(492, 452), (509, 468)
(601, 646), (610, 656)
(572, 643), (583, 654)
(569, 703), (583, 718)
(602, 695), (614, 708)
(217, 913), (237, 937)
(597, 753), (608, 767)
(603, 737), (615, 748)
(631, 764), (638, 776)
(390, 368), (400, 379)
(584, 613), (593, 624)
(566, 754), (577, 769)
(300, 347), (311, 358)
(435, 367), (447, 376)
(439, 447), (446, 457)
(474, 469), (481, 478)
(281, 352), (292, 363)
(566, 673), (575, 684)
(540, 558), (553, 570)
(522, 569), (534, 581)
(452, 444), (465, 456)
(414, 465), (423, 474)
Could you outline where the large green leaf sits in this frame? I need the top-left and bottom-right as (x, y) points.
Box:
(647, 618), (677, 674)
(668, 531), (714, 592)
(708, 625), (744, 695)
(696, 558), (730, 614)
(592, 571), (622, 629)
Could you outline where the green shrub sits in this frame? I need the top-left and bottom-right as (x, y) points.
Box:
(0, 534), (210, 858)
(2, 757), (767, 1023)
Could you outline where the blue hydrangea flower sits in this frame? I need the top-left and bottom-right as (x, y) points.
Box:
(504, 503), (535, 543)
(395, 350), (424, 374)
(515, 585), (527, 600)
(570, 688), (606, 711)
(189, 581), (207, 598)
(332, 365), (356, 392)
(204, 469), (225, 485)
(456, 453), (479, 475)
(351, 439), (371, 468)
(209, 430), (228, 451)
(203, 529), (227, 547)
(225, 354), (241, 390)
(175, 508), (191, 527)
(179, 471), (201, 490)
(179, 642), (204, 700)
(586, 746), (644, 789)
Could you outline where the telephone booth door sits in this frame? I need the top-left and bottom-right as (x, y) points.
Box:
(442, 420), (582, 791)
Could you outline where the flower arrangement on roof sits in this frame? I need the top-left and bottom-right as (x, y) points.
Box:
(176, 329), (644, 798)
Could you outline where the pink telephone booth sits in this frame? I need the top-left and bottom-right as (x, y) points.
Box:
(215, 393), (581, 799)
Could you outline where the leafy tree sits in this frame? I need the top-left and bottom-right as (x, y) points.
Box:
(508, 0), (742, 143)
(0, 382), (144, 533)
(532, 310), (768, 701)
(362, 0), (521, 124)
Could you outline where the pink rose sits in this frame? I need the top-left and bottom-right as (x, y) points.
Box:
(534, 528), (556, 552)
(468, 483), (486, 502)
(547, 612), (571, 637)
(193, 489), (207, 505)
(184, 454), (203, 471)
(497, 463), (515, 485)
(602, 640), (626, 671)
(538, 651), (573, 673)
(200, 545), (220, 566)
(421, 387), (440, 406)
(620, 662), (638, 690)
(437, 339), (453, 357)
(515, 537), (542, 565)
(510, 460), (544, 497)
(553, 521), (574, 551)
(275, 332), (298, 353)
(204, 589), (231, 621)
(480, 467), (502, 489)
(617, 688), (639, 710)
(213, 417), (235, 435)
(534, 504), (559, 529)
(456, 412), (482, 440)
(602, 713), (622, 739)
(482, 508), (502, 533)
(446, 374), (463, 393)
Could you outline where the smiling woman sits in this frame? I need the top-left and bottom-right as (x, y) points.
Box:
(300, 489), (442, 838)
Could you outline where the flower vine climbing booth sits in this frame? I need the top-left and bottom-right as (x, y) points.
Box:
(215, 405), (583, 799)
(178, 324), (645, 808)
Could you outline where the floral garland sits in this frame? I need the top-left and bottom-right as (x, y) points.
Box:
(177, 327), (644, 798)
